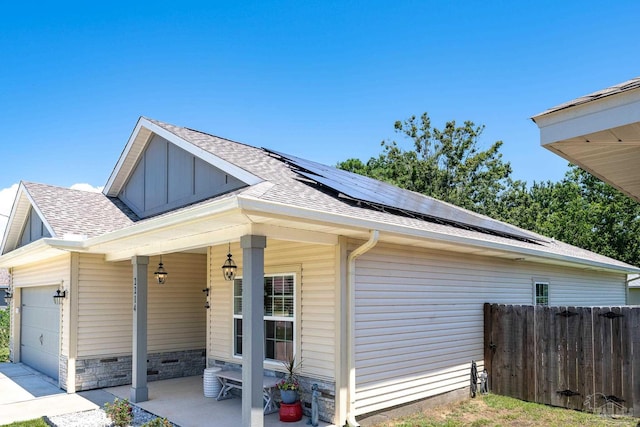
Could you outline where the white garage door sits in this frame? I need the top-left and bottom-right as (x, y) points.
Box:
(21, 286), (60, 380)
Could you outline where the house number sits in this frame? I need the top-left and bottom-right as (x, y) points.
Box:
(133, 277), (137, 312)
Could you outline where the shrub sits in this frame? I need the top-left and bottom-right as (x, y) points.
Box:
(104, 398), (133, 427)
(0, 308), (9, 362)
(142, 418), (173, 427)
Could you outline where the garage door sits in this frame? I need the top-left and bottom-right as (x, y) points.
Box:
(21, 286), (60, 380)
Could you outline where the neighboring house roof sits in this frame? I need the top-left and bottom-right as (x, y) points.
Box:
(531, 77), (640, 203)
(534, 76), (640, 118)
(1, 117), (638, 274)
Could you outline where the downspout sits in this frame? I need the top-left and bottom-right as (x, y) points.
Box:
(346, 230), (379, 427)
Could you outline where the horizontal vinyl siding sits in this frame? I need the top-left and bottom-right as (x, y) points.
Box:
(12, 254), (70, 288)
(77, 254), (133, 357)
(209, 240), (336, 380)
(77, 253), (207, 358)
(148, 253), (207, 352)
(353, 242), (626, 415)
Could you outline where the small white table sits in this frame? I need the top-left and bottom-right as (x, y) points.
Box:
(215, 370), (280, 414)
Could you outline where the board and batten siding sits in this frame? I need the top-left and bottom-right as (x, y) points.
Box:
(12, 254), (71, 359)
(76, 253), (206, 358)
(352, 242), (626, 415)
(209, 240), (337, 380)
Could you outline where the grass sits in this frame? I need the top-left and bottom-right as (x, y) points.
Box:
(0, 420), (49, 427)
(372, 394), (638, 427)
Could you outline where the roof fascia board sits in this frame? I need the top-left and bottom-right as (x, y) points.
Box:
(102, 223), (252, 262)
(103, 117), (150, 196)
(0, 184), (24, 254)
(21, 186), (56, 238)
(104, 117), (262, 197)
(237, 196), (640, 275)
(533, 89), (640, 146)
(0, 239), (80, 268)
(85, 195), (241, 249)
(1, 183), (55, 254)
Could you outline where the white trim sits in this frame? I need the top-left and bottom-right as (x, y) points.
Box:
(533, 87), (640, 146)
(232, 272), (297, 363)
(1, 183), (55, 254)
(103, 118), (149, 196)
(532, 278), (550, 306)
(237, 196), (640, 275)
(103, 117), (262, 197)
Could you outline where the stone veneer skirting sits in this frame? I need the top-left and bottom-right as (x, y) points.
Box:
(68, 349), (205, 391)
(209, 359), (336, 423)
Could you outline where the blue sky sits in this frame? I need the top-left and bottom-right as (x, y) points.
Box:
(2, 1), (640, 232)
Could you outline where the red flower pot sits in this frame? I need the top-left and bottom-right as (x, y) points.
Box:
(279, 401), (303, 422)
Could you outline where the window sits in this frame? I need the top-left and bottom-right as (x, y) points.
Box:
(233, 274), (295, 362)
(535, 281), (549, 306)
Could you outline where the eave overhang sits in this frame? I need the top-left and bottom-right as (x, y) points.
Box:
(1, 188), (636, 275)
(237, 195), (640, 275)
(532, 82), (640, 201)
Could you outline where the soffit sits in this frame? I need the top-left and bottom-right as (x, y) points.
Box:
(533, 82), (640, 201)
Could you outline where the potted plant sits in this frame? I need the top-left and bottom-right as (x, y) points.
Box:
(277, 355), (301, 404)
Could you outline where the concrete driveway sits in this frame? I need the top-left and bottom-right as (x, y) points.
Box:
(0, 363), (103, 425)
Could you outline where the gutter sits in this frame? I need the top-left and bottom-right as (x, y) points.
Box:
(346, 230), (379, 427)
(238, 197), (640, 275)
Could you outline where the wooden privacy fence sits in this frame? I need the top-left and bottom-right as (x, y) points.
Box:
(484, 303), (640, 416)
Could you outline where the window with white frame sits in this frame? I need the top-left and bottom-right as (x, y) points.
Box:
(233, 273), (295, 362)
(534, 281), (549, 306)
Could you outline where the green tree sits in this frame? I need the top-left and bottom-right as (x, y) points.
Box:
(338, 113), (640, 267)
(338, 113), (514, 217)
(497, 166), (640, 266)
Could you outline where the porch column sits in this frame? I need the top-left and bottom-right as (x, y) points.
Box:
(240, 235), (267, 427)
(130, 256), (149, 403)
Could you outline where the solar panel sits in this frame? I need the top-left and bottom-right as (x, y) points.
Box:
(266, 148), (545, 243)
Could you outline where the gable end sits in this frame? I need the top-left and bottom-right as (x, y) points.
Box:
(118, 134), (246, 218)
(18, 206), (52, 248)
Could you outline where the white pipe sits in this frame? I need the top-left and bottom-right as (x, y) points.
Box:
(346, 230), (379, 427)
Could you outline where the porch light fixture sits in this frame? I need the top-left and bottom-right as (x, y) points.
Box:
(154, 256), (168, 284)
(53, 289), (66, 305)
(221, 243), (237, 281)
(4, 288), (12, 305)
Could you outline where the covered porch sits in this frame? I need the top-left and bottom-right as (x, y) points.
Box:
(106, 375), (331, 427)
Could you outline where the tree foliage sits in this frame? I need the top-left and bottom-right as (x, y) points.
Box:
(503, 167), (640, 266)
(338, 113), (513, 217)
(338, 113), (640, 267)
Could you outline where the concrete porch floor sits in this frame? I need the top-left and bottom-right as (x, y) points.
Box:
(106, 375), (333, 427)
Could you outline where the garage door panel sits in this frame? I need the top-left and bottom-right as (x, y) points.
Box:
(21, 286), (60, 381)
(21, 325), (59, 354)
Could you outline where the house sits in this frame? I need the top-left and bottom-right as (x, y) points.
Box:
(0, 268), (9, 308)
(531, 76), (640, 303)
(1, 117), (638, 427)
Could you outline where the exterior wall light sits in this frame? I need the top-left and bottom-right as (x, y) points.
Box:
(221, 243), (237, 281)
(53, 289), (66, 305)
(154, 255), (168, 284)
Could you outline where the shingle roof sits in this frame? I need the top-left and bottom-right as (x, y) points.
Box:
(23, 182), (138, 238)
(16, 118), (636, 272)
(149, 119), (634, 271)
(533, 76), (640, 118)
